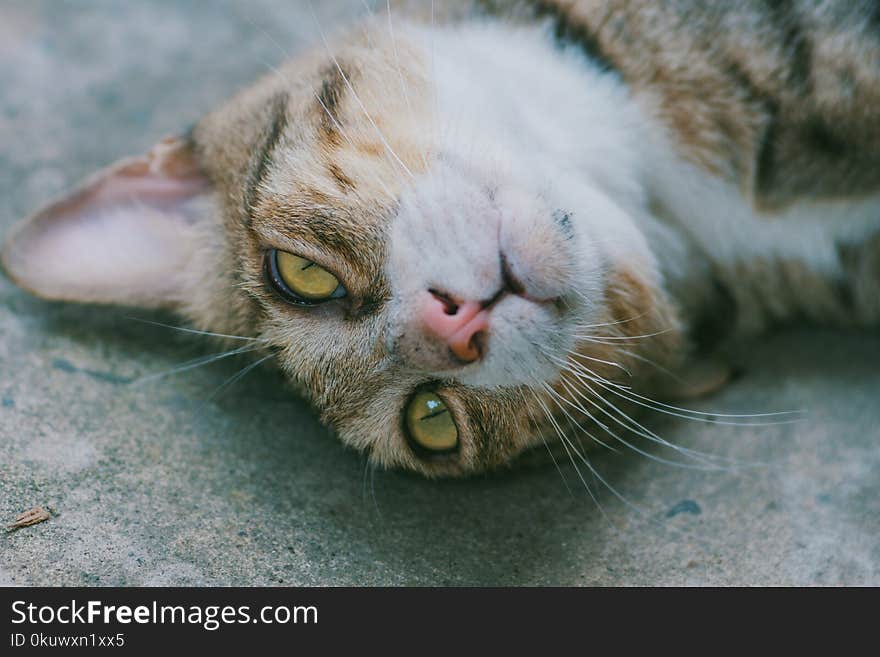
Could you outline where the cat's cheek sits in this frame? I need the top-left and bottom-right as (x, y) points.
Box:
(495, 188), (580, 301)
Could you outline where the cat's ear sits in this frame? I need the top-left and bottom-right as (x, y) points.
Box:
(1, 135), (214, 309)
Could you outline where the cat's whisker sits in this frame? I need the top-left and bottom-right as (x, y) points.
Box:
(553, 355), (800, 472)
(547, 350), (764, 468)
(537, 378), (750, 548)
(618, 348), (686, 383)
(547, 379), (623, 455)
(310, 89), (360, 156)
(203, 352), (275, 403)
(382, 0), (430, 171)
(561, 353), (696, 425)
(573, 327), (675, 342)
(124, 316), (267, 343)
(344, 4), (418, 200)
(559, 369), (758, 470)
(369, 459), (382, 517)
(308, 1), (416, 180)
(526, 385), (615, 526)
(533, 381), (672, 533)
(544, 373), (704, 469)
(357, 441), (385, 515)
(133, 343), (264, 385)
(518, 387), (575, 494)
(564, 348), (631, 377)
(361, 453), (370, 503)
(538, 380), (620, 453)
(596, 387), (775, 469)
(571, 307), (651, 330)
(557, 344), (799, 424)
(582, 365), (806, 425)
(569, 336), (632, 347)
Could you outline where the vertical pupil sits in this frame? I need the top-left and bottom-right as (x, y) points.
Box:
(405, 391), (459, 453)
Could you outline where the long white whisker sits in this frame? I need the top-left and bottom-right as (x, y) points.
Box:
(590, 371), (805, 425)
(532, 385), (652, 524)
(572, 309), (650, 330)
(369, 460), (382, 516)
(133, 344), (263, 385)
(559, 349), (804, 423)
(518, 387), (575, 495)
(574, 328), (675, 342)
(556, 354), (786, 468)
(530, 372), (724, 545)
(527, 386), (614, 527)
(238, 9), (399, 205)
(204, 353), (275, 403)
(545, 351), (731, 467)
(618, 348), (685, 383)
(384, 0), (429, 170)
(539, 380), (620, 453)
(124, 316), (266, 343)
(561, 370), (761, 470)
(356, 0), (429, 173)
(550, 375), (728, 471)
(566, 349), (631, 376)
(308, 1), (415, 179)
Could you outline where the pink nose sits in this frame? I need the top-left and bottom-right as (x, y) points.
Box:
(421, 290), (491, 363)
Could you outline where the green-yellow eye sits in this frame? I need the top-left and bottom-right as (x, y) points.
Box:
(269, 250), (345, 303)
(405, 391), (459, 454)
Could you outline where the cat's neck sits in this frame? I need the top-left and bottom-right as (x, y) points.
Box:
(411, 20), (671, 297)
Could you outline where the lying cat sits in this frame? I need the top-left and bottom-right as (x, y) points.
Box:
(3, 0), (879, 478)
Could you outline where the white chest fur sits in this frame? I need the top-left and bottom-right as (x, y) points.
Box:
(644, 139), (880, 278)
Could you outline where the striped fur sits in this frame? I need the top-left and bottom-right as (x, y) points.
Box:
(2, 1), (878, 476)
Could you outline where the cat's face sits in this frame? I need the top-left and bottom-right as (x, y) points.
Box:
(2, 22), (679, 477)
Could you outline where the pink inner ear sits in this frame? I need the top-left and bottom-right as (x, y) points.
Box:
(94, 169), (209, 206)
(1, 135), (214, 308)
(64, 136), (211, 218)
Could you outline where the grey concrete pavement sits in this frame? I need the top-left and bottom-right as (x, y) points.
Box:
(1, 0), (878, 586)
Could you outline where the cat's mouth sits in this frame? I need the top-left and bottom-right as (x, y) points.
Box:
(395, 249), (570, 378)
(430, 291), (575, 390)
(383, 151), (596, 388)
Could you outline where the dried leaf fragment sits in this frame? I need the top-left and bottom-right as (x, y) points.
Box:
(6, 506), (51, 531)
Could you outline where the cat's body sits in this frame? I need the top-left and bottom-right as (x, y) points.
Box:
(3, 0), (879, 477)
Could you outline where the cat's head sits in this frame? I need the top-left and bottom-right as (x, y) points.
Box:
(1, 21), (681, 477)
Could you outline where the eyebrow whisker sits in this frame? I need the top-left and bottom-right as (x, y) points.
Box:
(308, 0), (416, 180)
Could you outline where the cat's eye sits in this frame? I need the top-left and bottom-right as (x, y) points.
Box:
(266, 249), (346, 305)
(404, 391), (459, 454)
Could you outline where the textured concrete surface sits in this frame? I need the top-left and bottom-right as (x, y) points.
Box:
(1, 0), (878, 586)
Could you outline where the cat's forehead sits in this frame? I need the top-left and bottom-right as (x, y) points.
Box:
(196, 28), (429, 181)
(248, 99), (398, 283)
(196, 29), (431, 275)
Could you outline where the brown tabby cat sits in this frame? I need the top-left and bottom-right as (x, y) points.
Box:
(3, 0), (879, 478)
